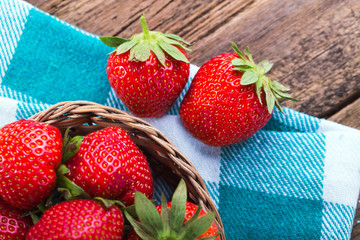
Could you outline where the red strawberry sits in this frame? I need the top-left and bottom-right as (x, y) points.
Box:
(26, 199), (124, 239)
(100, 14), (190, 117)
(125, 179), (220, 240)
(0, 119), (62, 209)
(63, 126), (153, 206)
(0, 198), (32, 239)
(179, 43), (297, 146)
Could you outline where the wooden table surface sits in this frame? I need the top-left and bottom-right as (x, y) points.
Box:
(26, 0), (360, 238)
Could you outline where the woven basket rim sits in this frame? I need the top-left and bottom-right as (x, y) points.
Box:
(29, 100), (226, 239)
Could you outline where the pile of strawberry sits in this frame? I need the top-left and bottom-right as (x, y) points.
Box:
(0, 119), (219, 239)
(0, 13), (297, 239)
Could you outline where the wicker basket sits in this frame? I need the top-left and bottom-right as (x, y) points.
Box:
(29, 100), (225, 239)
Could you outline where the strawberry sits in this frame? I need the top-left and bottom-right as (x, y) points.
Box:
(0, 198), (32, 239)
(62, 126), (153, 206)
(125, 179), (220, 240)
(26, 199), (124, 239)
(179, 42), (297, 146)
(0, 119), (62, 210)
(100, 14), (191, 117)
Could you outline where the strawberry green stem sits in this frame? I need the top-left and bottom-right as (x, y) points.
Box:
(100, 14), (191, 65)
(141, 14), (151, 40)
(125, 180), (218, 240)
(230, 42), (299, 113)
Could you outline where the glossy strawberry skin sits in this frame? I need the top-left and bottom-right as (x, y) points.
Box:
(127, 202), (220, 240)
(179, 53), (272, 146)
(106, 49), (190, 117)
(26, 199), (124, 239)
(0, 198), (32, 240)
(65, 127), (153, 206)
(0, 119), (62, 210)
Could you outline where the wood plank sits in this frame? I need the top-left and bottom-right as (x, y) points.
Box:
(328, 98), (360, 129)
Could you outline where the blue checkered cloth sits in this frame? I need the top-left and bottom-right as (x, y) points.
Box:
(1, 0), (360, 239)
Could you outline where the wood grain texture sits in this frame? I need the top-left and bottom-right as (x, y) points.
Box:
(24, 0), (360, 238)
(329, 98), (360, 129)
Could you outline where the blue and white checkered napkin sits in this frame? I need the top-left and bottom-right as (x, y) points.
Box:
(1, 0), (360, 239)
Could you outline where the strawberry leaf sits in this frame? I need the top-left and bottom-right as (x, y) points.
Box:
(150, 44), (166, 66)
(134, 192), (163, 233)
(272, 80), (290, 92)
(62, 128), (71, 146)
(170, 179), (187, 232)
(255, 80), (263, 105)
(57, 164), (70, 175)
(230, 41), (246, 59)
(160, 194), (171, 235)
(180, 212), (216, 240)
(57, 188), (73, 200)
(116, 40), (138, 55)
(94, 197), (125, 209)
(164, 33), (191, 45)
(231, 58), (250, 66)
(244, 46), (254, 62)
(164, 37), (192, 52)
(122, 199), (156, 220)
(99, 36), (129, 47)
(56, 175), (86, 198)
(264, 84), (275, 113)
(125, 210), (155, 239)
(122, 204), (138, 219)
(56, 165), (89, 199)
(29, 211), (40, 225)
(37, 191), (56, 213)
(241, 70), (259, 85)
(37, 202), (47, 213)
(159, 40), (190, 63)
(273, 90), (300, 102)
(129, 45), (137, 62)
(274, 97), (284, 113)
(258, 60), (273, 73)
(233, 66), (252, 72)
(62, 135), (83, 163)
(132, 42), (151, 62)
